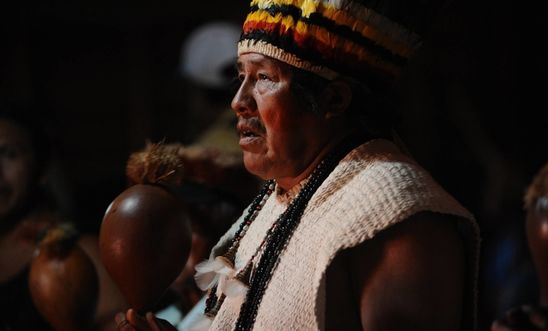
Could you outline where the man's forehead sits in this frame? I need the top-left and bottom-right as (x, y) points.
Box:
(237, 53), (278, 69)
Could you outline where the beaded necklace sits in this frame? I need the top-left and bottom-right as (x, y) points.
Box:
(203, 134), (366, 330)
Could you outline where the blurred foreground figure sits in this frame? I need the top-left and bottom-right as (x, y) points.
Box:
(116, 0), (480, 330)
(111, 137), (259, 330)
(492, 163), (548, 331)
(0, 107), (127, 331)
(114, 21), (261, 331)
(100, 142), (193, 317)
(167, 21), (262, 329)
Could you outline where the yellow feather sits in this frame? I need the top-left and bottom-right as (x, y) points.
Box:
(301, 0), (318, 18)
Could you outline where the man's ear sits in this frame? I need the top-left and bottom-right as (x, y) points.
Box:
(322, 80), (352, 119)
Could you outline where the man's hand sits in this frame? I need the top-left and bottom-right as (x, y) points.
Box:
(115, 309), (178, 331)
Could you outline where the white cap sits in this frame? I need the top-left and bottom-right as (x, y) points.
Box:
(179, 21), (241, 88)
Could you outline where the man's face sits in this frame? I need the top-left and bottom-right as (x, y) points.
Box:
(232, 53), (332, 184)
(0, 119), (36, 220)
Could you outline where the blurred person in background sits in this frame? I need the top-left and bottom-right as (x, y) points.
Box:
(0, 106), (127, 331)
(491, 163), (548, 331)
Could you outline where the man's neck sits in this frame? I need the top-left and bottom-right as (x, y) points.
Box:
(275, 132), (354, 191)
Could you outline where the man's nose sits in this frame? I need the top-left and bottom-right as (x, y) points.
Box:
(231, 80), (256, 117)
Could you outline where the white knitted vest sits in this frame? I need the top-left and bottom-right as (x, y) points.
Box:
(207, 139), (479, 330)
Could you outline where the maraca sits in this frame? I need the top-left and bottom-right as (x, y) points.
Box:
(28, 223), (99, 331)
(99, 142), (192, 313)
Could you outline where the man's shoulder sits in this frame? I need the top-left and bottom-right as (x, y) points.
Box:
(332, 211), (467, 331)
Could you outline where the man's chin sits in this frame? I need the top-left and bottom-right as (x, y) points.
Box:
(242, 157), (268, 180)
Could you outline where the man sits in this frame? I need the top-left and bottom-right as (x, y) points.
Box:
(117, 0), (479, 330)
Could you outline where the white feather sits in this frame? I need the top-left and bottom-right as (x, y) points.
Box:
(224, 278), (249, 298)
(195, 258), (224, 273)
(217, 274), (228, 293)
(194, 271), (219, 291)
(217, 265), (235, 276)
(215, 255), (235, 269)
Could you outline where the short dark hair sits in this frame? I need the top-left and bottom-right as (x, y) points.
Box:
(289, 67), (396, 137)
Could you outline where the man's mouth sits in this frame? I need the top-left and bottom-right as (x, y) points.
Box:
(237, 120), (264, 138)
(240, 130), (258, 138)
(237, 120), (264, 151)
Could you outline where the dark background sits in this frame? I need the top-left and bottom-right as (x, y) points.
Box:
(0, 0), (546, 329)
(0, 0), (249, 227)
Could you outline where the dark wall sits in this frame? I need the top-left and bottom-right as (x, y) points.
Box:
(0, 1), (248, 231)
(394, 1), (547, 327)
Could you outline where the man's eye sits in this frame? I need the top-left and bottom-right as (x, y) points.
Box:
(258, 73), (270, 80)
(238, 74), (245, 82)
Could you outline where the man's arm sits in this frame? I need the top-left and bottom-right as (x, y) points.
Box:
(326, 211), (466, 330)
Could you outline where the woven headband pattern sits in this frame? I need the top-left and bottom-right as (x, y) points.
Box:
(239, 0), (430, 90)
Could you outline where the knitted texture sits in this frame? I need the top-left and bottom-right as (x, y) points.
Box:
(207, 139), (479, 330)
